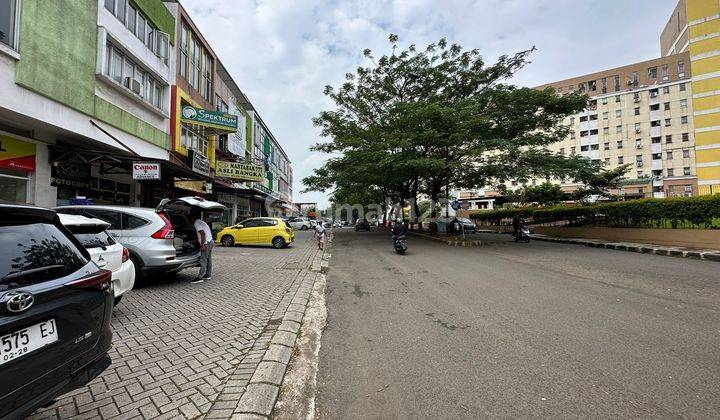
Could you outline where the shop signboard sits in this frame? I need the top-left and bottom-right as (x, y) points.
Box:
(181, 105), (238, 131)
(189, 150), (210, 176)
(216, 161), (264, 181)
(51, 160), (92, 188)
(228, 114), (246, 156)
(174, 180), (212, 194)
(0, 135), (36, 172)
(132, 162), (161, 180)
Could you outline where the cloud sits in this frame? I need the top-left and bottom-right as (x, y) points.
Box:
(182, 0), (677, 208)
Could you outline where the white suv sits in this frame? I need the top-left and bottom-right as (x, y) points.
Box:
(287, 217), (313, 230)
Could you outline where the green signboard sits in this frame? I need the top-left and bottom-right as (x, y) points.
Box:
(181, 105), (238, 131)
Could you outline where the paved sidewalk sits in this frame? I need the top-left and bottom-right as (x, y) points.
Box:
(30, 231), (321, 420)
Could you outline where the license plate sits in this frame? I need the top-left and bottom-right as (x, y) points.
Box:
(0, 319), (58, 366)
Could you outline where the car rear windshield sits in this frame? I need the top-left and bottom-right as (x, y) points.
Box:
(0, 222), (89, 291)
(66, 226), (116, 249)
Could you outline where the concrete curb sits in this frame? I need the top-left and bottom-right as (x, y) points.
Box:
(476, 229), (720, 262)
(232, 233), (332, 418)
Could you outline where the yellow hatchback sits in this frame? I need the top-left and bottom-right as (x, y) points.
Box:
(216, 217), (295, 249)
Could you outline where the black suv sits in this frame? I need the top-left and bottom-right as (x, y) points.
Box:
(0, 205), (112, 419)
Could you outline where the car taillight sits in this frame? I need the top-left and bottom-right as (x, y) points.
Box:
(65, 269), (112, 290)
(122, 247), (130, 263)
(152, 212), (175, 239)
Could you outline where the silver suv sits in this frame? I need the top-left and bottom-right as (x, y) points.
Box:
(56, 197), (224, 279)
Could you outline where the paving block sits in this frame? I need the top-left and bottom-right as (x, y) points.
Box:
(231, 414), (266, 420)
(284, 311), (303, 323)
(263, 344), (292, 365)
(235, 383), (279, 417)
(249, 361), (287, 386)
(278, 320), (300, 334)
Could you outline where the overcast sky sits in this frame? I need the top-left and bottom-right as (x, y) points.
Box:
(182, 0), (678, 208)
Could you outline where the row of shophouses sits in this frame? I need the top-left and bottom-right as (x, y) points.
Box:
(0, 0), (294, 228)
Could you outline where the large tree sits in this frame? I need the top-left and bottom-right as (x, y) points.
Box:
(304, 35), (599, 218)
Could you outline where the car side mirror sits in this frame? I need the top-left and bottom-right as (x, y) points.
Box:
(235, 224), (244, 229)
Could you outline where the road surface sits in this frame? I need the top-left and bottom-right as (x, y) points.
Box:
(316, 229), (720, 418)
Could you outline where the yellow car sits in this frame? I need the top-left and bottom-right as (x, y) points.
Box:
(216, 217), (295, 248)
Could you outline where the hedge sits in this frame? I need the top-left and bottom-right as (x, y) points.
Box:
(470, 194), (720, 228)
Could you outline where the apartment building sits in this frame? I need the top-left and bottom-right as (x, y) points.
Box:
(662, 0), (720, 195)
(539, 53), (696, 198)
(529, 0), (720, 199)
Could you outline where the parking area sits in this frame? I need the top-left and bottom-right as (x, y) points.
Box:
(30, 231), (319, 420)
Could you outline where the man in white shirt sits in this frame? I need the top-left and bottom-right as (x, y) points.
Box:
(190, 213), (214, 284)
(314, 222), (326, 250)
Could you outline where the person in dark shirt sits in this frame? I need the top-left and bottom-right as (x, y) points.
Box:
(392, 219), (406, 244)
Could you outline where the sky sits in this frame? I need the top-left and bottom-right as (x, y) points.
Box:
(182, 0), (678, 209)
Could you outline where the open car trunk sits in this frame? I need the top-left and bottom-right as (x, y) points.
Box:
(157, 197), (226, 257)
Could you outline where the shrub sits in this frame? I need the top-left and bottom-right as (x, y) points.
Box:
(470, 194), (720, 228)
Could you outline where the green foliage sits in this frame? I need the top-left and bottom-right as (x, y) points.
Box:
(303, 34), (596, 209)
(520, 182), (565, 206)
(470, 194), (720, 229)
(572, 164), (632, 201)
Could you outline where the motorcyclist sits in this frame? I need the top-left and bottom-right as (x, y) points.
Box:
(512, 216), (524, 238)
(392, 218), (406, 242)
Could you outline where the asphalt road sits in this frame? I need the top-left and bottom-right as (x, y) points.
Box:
(316, 228), (720, 419)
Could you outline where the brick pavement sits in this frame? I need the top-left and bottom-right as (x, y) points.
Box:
(29, 231), (320, 420)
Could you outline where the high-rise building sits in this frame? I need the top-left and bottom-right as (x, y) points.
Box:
(534, 0), (720, 198)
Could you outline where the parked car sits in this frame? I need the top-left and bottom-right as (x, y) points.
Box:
(459, 218), (477, 234)
(355, 219), (371, 231)
(55, 196), (225, 279)
(0, 204), (112, 418)
(216, 217), (295, 249)
(58, 214), (135, 306)
(287, 217), (313, 230)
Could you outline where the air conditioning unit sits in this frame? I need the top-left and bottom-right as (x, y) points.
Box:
(634, 98), (641, 103)
(635, 128), (641, 134)
(131, 79), (142, 95)
(637, 161), (644, 167)
(636, 144), (643, 149)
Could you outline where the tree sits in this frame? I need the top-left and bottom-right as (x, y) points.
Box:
(572, 164), (632, 202)
(304, 35), (598, 218)
(521, 183), (566, 206)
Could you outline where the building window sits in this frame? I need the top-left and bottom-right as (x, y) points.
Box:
(678, 60), (685, 78)
(601, 77), (607, 94)
(613, 75), (620, 92)
(604, 142), (610, 150)
(636, 155), (643, 164)
(682, 132), (689, 142)
(665, 118), (671, 127)
(636, 138), (642, 149)
(180, 25), (188, 78)
(666, 151), (673, 160)
(581, 145), (589, 152)
(602, 97), (608, 105)
(679, 83), (686, 92)
(202, 51), (213, 101)
(664, 102), (670, 111)
(0, 0), (18, 49)
(106, 0), (167, 60)
(681, 115), (688, 124)
(588, 80), (597, 92)
(648, 66), (657, 79)
(615, 95), (621, 103)
(603, 111), (609, 120)
(603, 127), (609, 136)
(680, 99), (687, 109)
(616, 125), (622, 134)
(652, 136), (661, 144)
(559, 147), (565, 155)
(604, 157), (610, 166)
(126, 5), (136, 34)
(662, 64), (669, 81)
(616, 109), (622, 118)
(191, 39), (201, 90)
(666, 135), (672, 143)
(683, 149), (690, 158)
(684, 166), (691, 176)
(634, 107), (640, 116)
(631, 71), (639, 87)
(617, 140), (623, 149)
(652, 153), (662, 160)
(216, 95), (229, 113)
(618, 156), (624, 164)
(104, 43), (165, 110)
(571, 146), (576, 154)
(667, 168), (674, 177)
(663, 86), (670, 94)
(570, 117), (575, 125)
(570, 131), (575, 139)
(634, 122), (641, 132)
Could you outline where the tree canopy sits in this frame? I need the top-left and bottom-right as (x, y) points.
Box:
(304, 35), (606, 220)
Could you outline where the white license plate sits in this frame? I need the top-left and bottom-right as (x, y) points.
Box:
(0, 319), (58, 366)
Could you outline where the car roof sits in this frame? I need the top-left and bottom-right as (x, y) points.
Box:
(0, 203), (58, 223)
(55, 205), (158, 214)
(58, 213), (111, 228)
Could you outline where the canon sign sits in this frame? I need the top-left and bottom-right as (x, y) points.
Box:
(132, 162), (161, 180)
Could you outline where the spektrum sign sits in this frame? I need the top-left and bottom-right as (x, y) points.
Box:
(216, 161), (265, 182)
(181, 105), (238, 131)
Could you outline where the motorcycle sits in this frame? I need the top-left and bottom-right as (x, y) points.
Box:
(393, 235), (408, 255)
(513, 225), (531, 243)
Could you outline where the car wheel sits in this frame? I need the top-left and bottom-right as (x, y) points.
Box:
(113, 295), (123, 306)
(221, 234), (235, 247)
(300, 225), (308, 230)
(130, 255), (142, 281)
(272, 236), (286, 249)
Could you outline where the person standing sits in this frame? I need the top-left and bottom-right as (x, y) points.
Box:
(190, 213), (214, 284)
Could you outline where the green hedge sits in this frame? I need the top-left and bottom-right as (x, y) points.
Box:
(470, 195), (720, 228)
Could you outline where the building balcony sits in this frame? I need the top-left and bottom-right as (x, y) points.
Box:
(650, 126), (662, 137)
(651, 142), (662, 154)
(651, 159), (664, 170)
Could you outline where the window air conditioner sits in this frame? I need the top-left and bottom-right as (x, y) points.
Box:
(636, 144), (643, 149)
(635, 128), (641, 134)
(637, 161), (644, 167)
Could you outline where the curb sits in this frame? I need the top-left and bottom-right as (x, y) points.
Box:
(231, 235), (331, 418)
(476, 229), (720, 262)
